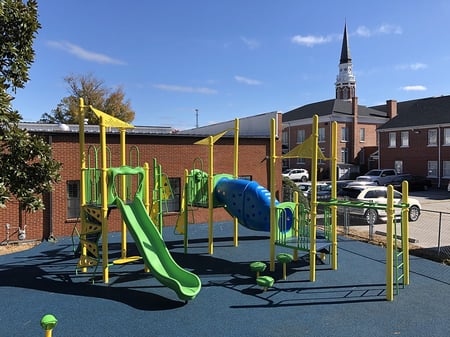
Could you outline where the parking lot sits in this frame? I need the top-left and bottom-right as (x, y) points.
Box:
(338, 187), (450, 260)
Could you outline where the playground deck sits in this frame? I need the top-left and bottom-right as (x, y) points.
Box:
(1, 222), (449, 337)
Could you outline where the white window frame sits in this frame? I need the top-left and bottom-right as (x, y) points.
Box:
(340, 147), (348, 163)
(400, 131), (409, 147)
(428, 161), (438, 177)
(67, 180), (80, 219)
(428, 129), (437, 146)
(318, 127), (325, 143)
(444, 128), (450, 146)
(297, 129), (305, 144)
(282, 130), (289, 146)
(389, 132), (396, 148)
(394, 161), (403, 174)
(443, 161), (450, 177)
(341, 127), (348, 142)
(359, 128), (365, 142)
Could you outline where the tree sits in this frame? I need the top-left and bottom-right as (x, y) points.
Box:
(0, 0), (61, 217)
(40, 73), (135, 124)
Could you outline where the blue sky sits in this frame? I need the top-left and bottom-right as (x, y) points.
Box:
(12, 0), (450, 129)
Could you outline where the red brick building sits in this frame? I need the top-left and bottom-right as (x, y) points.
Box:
(376, 95), (450, 189)
(0, 112), (282, 243)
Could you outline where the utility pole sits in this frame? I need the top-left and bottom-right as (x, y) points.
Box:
(195, 109), (199, 128)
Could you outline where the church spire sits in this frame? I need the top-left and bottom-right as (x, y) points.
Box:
(340, 23), (351, 64)
(335, 23), (356, 100)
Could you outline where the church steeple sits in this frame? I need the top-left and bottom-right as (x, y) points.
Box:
(340, 24), (351, 64)
(335, 23), (356, 100)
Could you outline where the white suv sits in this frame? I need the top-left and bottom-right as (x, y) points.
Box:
(338, 186), (421, 225)
(282, 168), (309, 182)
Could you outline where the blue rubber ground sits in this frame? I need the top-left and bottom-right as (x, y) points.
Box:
(1, 222), (449, 337)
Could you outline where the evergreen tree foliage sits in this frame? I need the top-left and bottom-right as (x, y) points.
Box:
(0, 0), (62, 213)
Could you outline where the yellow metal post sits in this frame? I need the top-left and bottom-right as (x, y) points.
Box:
(401, 180), (410, 285)
(78, 98), (88, 273)
(208, 136), (214, 255)
(233, 118), (239, 247)
(100, 116), (109, 283)
(386, 185), (394, 301)
(120, 129), (127, 259)
(309, 115), (319, 282)
(293, 191), (299, 261)
(331, 121), (338, 270)
(144, 162), (150, 273)
(269, 118), (277, 271)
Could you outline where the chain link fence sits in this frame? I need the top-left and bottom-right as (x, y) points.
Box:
(338, 207), (450, 262)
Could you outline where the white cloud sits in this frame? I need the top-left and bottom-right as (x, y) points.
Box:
(47, 40), (125, 65)
(396, 63), (428, 71)
(354, 24), (402, 37)
(153, 84), (217, 94)
(377, 24), (403, 35)
(402, 85), (427, 91)
(240, 36), (260, 50)
(234, 75), (262, 85)
(355, 26), (371, 37)
(291, 34), (332, 47)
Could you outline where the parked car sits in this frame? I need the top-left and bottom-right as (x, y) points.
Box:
(296, 182), (330, 201)
(390, 174), (432, 191)
(282, 168), (309, 182)
(338, 185), (421, 224)
(356, 169), (398, 186)
(343, 180), (377, 188)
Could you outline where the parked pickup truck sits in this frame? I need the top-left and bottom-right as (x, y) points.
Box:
(355, 169), (398, 186)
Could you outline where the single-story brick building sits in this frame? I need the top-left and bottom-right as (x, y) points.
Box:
(0, 112), (283, 243)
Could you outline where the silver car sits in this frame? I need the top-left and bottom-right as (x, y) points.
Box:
(338, 186), (421, 224)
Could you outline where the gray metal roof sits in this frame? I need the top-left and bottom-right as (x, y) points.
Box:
(178, 111), (279, 138)
(19, 122), (175, 135)
(283, 99), (387, 122)
(375, 95), (450, 130)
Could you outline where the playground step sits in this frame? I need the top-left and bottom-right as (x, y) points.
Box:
(82, 223), (102, 234)
(84, 206), (103, 223)
(79, 239), (99, 258)
(77, 255), (98, 268)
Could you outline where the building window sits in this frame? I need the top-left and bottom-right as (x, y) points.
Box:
(394, 161), (403, 174)
(444, 128), (450, 145)
(296, 129), (305, 144)
(360, 128), (365, 142)
(164, 178), (181, 212)
(389, 132), (396, 148)
(282, 130), (288, 146)
(443, 161), (450, 177)
(340, 147), (348, 163)
(296, 157), (306, 164)
(341, 127), (348, 142)
(318, 127), (325, 143)
(428, 161), (438, 177)
(67, 180), (80, 219)
(428, 129), (437, 146)
(400, 131), (409, 147)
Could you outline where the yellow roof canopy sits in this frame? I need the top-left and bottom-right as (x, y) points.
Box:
(90, 106), (134, 129)
(194, 129), (229, 145)
(282, 134), (328, 160)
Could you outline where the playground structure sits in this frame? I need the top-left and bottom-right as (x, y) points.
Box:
(175, 115), (411, 301)
(72, 98), (410, 302)
(74, 98), (201, 301)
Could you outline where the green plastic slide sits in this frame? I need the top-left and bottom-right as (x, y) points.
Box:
(115, 196), (201, 301)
